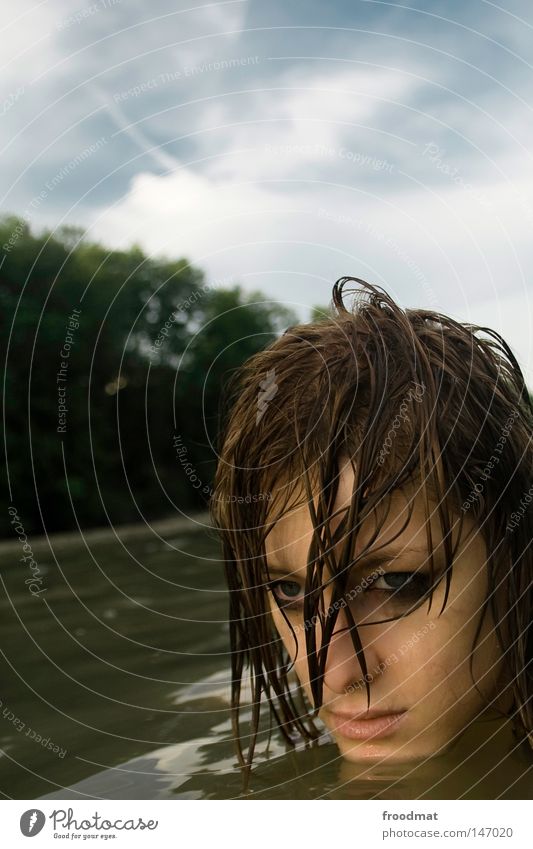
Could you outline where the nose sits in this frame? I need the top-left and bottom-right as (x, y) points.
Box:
(322, 608), (382, 695)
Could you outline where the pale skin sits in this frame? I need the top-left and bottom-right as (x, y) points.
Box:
(264, 461), (511, 764)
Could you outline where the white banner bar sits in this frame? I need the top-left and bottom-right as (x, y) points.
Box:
(1, 799), (531, 848)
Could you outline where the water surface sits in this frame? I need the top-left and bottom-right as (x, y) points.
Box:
(0, 518), (531, 799)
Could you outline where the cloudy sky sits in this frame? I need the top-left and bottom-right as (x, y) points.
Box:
(2, 0), (532, 383)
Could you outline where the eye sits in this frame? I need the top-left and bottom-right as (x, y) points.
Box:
(370, 571), (430, 596)
(268, 579), (304, 608)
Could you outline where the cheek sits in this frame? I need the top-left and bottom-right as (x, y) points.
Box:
(269, 607), (302, 660)
(386, 614), (499, 707)
(379, 618), (458, 692)
(269, 607), (315, 684)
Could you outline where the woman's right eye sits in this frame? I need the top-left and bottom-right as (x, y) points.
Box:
(268, 580), (304, 607)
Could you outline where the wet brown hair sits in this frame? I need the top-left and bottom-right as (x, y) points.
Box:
(210, 277), (533, 779)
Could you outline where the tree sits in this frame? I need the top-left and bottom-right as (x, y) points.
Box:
(0, 216), (297, 536)
(310, 303), (332, 322)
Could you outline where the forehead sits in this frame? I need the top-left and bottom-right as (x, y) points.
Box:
(264, 460), (469, 570)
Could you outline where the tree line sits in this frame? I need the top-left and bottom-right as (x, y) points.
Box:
(0, 215), (295, 538)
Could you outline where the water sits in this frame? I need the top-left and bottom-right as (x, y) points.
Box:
(0, 517), (531, 799)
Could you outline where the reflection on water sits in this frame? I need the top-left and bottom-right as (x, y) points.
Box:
(39, 692), (533, 800)
(0, 518), (531, 799)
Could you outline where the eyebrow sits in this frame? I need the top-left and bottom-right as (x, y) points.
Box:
(264, 544), (433, 576)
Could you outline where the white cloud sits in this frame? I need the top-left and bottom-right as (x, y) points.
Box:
(200, 64), (418, 181)
(0, 2), (62, 92)
(89, 133), (533, 386)
(90, 62), (420, 255)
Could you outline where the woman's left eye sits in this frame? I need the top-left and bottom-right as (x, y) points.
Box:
(371, 571), (429, 595)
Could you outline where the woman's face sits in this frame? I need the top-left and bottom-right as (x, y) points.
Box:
(264, 464), (508, 764)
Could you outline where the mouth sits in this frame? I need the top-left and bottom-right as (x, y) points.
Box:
(325, 708), (407, 741)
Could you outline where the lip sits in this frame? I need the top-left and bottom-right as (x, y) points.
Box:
(325, 709), (407, 741)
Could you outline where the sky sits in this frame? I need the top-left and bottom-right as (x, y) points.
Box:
(2, 0), (533, 384)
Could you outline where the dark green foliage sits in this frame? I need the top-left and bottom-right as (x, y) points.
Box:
(310, 304), (333, 322)
(0, 215), (295, 537)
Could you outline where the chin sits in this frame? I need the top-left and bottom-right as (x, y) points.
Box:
(335, 737), (431, 764)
